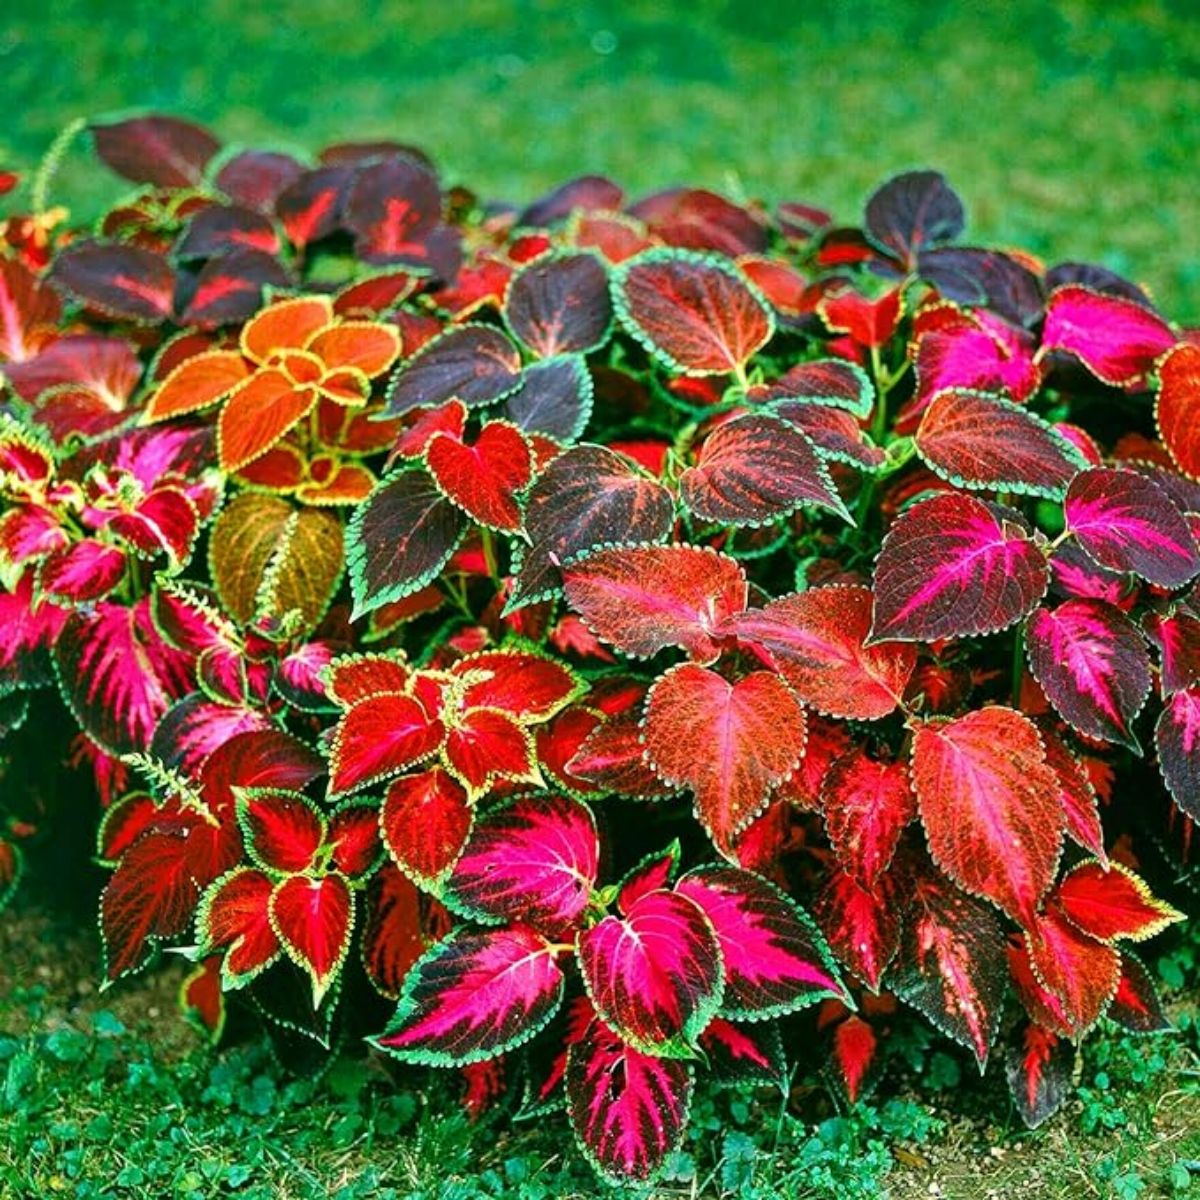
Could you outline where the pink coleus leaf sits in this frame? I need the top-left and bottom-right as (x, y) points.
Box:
(1064, 468), (1200, 589)
(910, 707), (1063, 926)
(577, 887), (723, 1054)
(642, 665), (806, 857)
(1053, 860), (1183, 944)
(1025, 600), (1152, 751)
(731, 584), (915, 720)
(1144, 605), (1200, 696)
(675, 866), (847, 1019)
(821, 747), (916, 889)
(1040, 284), (1176, 388)
(1039, 727), (1107, 865)
(424, 421), (534, 533)
(373, 924), (565, 1065)
(562, 543), (747, 664)
(891, 864), (1006, 1069)
(147, 695), (271, 776)
(269, 873), (354, 1007)
(870, 492), (1049, 641)
(380, 767), (473, 887)
(444, 795), (598, 935)
(914, 389), (1085, 499)
(813, 866), (902, 993)
(565, 1017), (693, 1185)
(1156, 686), (1200, 820)
(38, 540), (127, 603)
(679, 413), (850, 526)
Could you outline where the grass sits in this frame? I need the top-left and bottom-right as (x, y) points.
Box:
(3, 0), (1199, 318)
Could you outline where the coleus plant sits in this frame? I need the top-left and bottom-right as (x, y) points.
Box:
(0, 113), (1197, 1183)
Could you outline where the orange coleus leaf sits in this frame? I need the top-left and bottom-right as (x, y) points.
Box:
(241, 295), (335, 364)
(306, 320), (400, 377)
(142, 349), (251, 422)
(1053, 860), (1183, 943)
(218, 368), (317, 472)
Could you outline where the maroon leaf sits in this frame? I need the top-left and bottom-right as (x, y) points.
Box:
(179, 248), (292, 329)
(504, 252), (613, 358)
(1005, 1024), (1074, 1129)
(342, 156), (442, 266)
(519, 175), (625, 226)
(813, 867), (902, 993)
(864, 170), (965, 266)
(175, 205), (280, 260)
(698, 1017), (785, 1089)
(628, 187), (767, 256)
(1156, 686), (1200, 820)
(504, 355), (593, 442)
(276, 166), (352, 248)
(822, 748), (916, 889)
(1109, 950), (1172, 1033)
(91, 115), (220, 187)
(50, 242), (176, 324)
(385, 324), (523, 416)
(215, 150), (307, 213)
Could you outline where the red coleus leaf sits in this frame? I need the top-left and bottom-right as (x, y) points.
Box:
(732, 585), (915, 720)
(451, 649), (580, 723)
(565, 1018), (692, 1185)
(813, 867), (902, 993)
(1040, 285), (1176, 388)
(510, 445), (676, 610)
(444, 795), (598, 934)
(196, 867), (281, 987)
(911, 707), (1063, 926)
(830, 1014), (879, 1104)
(891, 865), (1006, 1068)
(771, 401), (885, 471)
(675, 866), (846, 1019)
(1005, 1024), (1074, 1130)
(424, 421), (534, 533)
(374, 924), (565, 1064)
(870, 492), (1049, 641)
(758, 358), (875, 418)
(91, 115), (220, 187)
(385, 324), (522, 416)
(863, 170), (964, 266)
(1064, 468), (1200, 588)
(4, 332), (139, 409)
(237, 790), (325, 874)
(38, 540), (127, 603)
(0, 257), (63, 362)
(1156, 342), (1200, 481)
(643, 665), (806, 857)
(346, 469), (468, 620)
(1144, 605), (1200, 696)
(1109, 950), (1172, 1033)
(50, 241), (177, 324)
(390, 400), (468, 463)
(381, 767), (472, 886)
(329, 690), (444, 797)
(562, 543), (747, 663)
(361, 865), (426, 1000)
(818, 286), (903, 349)
(630, 186), (766, 256)
(1024, 600), (1152, 751)
(1053, 860), (1182, 943)
(180, 957), (225, 1042)
(616, 845), (682, 914)
(200, 728), (325, 819)
(615, 249), (773, 375)
(1023, 903), (1120, 1037)
(442, 707), (538, 798)
(1040, 727), (1107, 864)
(914, 389), (1085, 499)
(504, 355), (593, 443)
(1156, 686), (1200, 820)
(53, 599), (194, 757)
(269, 873), (354, 1007)
(679, 412), (850, 525)
(821, 747), (916, 889)
(566, 706), (671, 799)
(578, 888), (723, 1054)
(503, 252), (613, 358)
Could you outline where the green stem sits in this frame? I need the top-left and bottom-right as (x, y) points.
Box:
(32, 117), (85, 215)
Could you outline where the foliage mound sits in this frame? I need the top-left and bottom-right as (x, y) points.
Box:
(0, 114), (1197, 1186)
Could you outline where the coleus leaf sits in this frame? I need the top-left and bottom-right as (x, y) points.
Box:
(237, 790), (324, 874)
(642, 665), (805, 857)
(175, 205), (280, 260)
(699, 1017), (785, 1090)
(614, 249), (773, 375)
(346, 469), (467, 620)
(424, 421), (534, 533)
(1053, 861), (1182, 943)
(1040, 285), (1176, 388)
(509, 445), (676, 610)
(561, 543), (747, 663)
(910, 707), (1063, 926)
(38, 540), (127, 604)
(757, 358), (875, 419)
(630, 187), (766, 256)
(1109, 950), (1172, 1033)
(504, 355), (594, 443)
(0, 258), (62, 363)
(373, 925), (564, 1064)
(180, 247), (291, 330)
(1155, 686), (1200, 820)
(1064, 468), (1200, 588)
(1024, 600), (1152, 751)
(1005, 1024), (1073, 1130)
(829, 1013), (879, 1105)
(770, 401), (886, 472)
(679, 413), (850, 525)
(50, 242), (177, 324)
(196, 867), (281, 987)
(914, 389), (1085, 499)
(215, 149), (306, 213)
(813, 867), (902, 993)
(1156, 342), (1200, 481)
(360, 864), (426, 1000)
(821, 747), (916, 889)
(1023, 903), (1120, 1037)
(565, 1018), (692, 1185)
(863, 170), (965, 265)
(1144, 605), (1200, 696)
(329, 691), (444, 797)
(891, 865), (1006, 1068)
(870, 492), (1049, 641)
(275, 166), (352, 249)
(380, 767), (472, 887)
(269, 873), (354, 1007)
(385, 324), (522, 416)
(503, 251), (613, 358)
(616, 844), (682, 914)
(577, 888), (723, 1054)
(91, 115), (220, 187)
(444, 795), (599, 935)
(519, 174), (625, 225)
(148, 696), (272, 776)
(1040, 727), (1107, 864)
(675, 866), (846, 1019)
(451, 648), (581, 722)
(566, 706), (671, 799)
(732, 585), (915, 720)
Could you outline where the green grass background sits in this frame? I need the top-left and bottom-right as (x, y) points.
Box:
(4, 0), (1199, 318)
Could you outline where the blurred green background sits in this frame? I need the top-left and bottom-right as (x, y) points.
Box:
(4, 0), (1198, 317)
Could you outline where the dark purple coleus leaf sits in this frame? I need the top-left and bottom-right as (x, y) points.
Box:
(177, 248), (291, 329)
(342, 155), (442, 265)
(503, 252), (613, 358)
(577, 888), (723, 1054)
(917, 248), (1044, 327)
(870, 492), (1049, 641)
(214, 149), (307, 213)
(674, 866), (847, 1019)
(503, 355), (594, 442)
(753, 358), (875, 419)
(864, 170), (965, 266)
(1065, 468), (1200, 588)
(1155, 686), (1200, 820)
(1005, 1023), (1074, 1129)
(518, 175), (625, 227)
(275, 166), (352, 248)
(373, 925), (565, 1065)
(50, 242), (177, 324)
(1108, 950), (1172, 1033)
(91, 115), (220, 187)
(346, 469), (467, 619)
(1025, 600), (1152, 751)
(443, 795), (599, 935)
(385, 324), (523, 416)
(1144, 605), (1200, 695)
(174, 205), (281, 260)
(628, 187), (767, 256)
(565, 1017), (692, 1184)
